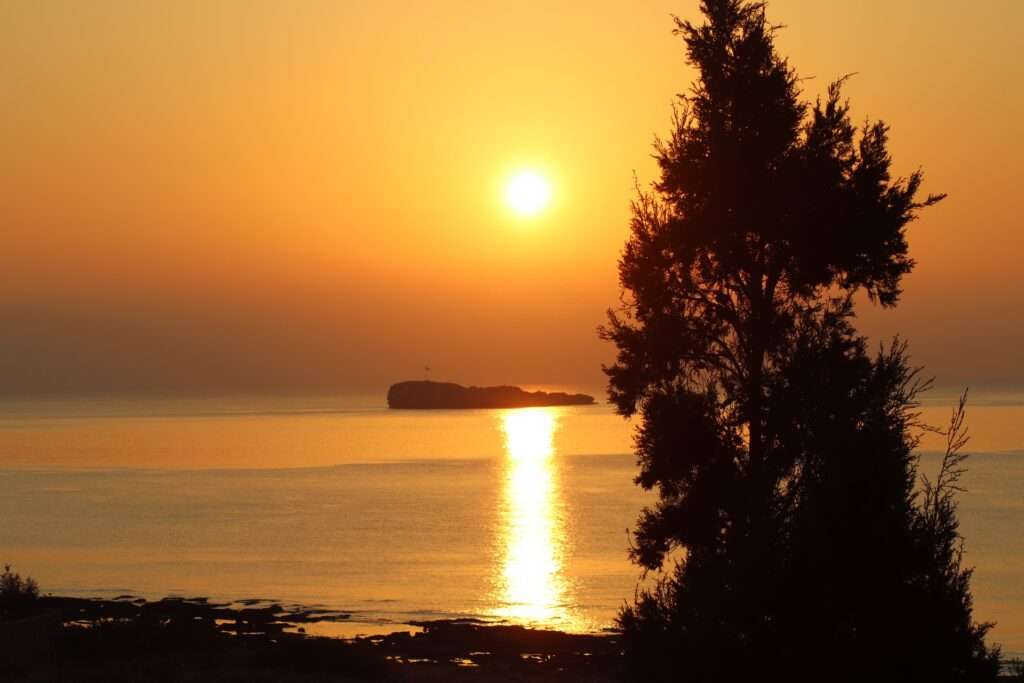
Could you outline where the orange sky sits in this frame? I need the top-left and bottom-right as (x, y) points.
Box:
(2, 1), (1022, 396)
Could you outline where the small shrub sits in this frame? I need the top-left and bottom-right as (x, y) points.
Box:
(0, 564), (40, 620)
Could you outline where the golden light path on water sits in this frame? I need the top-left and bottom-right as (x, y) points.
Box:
(493, 407), (582, 630)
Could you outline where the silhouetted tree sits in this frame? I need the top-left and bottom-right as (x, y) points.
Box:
(901, 393), (1001, 680)
(602, 0), (998, 679)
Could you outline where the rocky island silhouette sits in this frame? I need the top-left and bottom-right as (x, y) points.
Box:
(387, 381), (596, 409)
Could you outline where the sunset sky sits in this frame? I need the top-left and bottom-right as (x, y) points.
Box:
(3, 1), (1022, 396)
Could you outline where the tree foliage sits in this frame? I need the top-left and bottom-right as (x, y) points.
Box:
(602, 1), (998, 679)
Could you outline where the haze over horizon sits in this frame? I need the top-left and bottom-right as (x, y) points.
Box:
(3, 0), (1022, 397)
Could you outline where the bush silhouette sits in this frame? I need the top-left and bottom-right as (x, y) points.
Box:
(0, 564), (40, 620)
(602, 1), (999, 679)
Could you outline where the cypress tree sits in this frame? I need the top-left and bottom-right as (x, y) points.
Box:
(603, 1), (998, 679)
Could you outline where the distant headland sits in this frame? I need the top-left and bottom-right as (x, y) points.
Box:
(387, 381), (596, 409)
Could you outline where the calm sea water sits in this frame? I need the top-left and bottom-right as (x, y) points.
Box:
(0, 393), (1021, 653)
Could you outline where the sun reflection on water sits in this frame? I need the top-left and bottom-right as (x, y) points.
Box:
(493, 408), (577, 628)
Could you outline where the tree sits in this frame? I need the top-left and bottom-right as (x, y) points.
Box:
(602, 1), (997, 679)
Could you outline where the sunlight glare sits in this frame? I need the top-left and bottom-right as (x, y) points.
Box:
(494, 408), (577, 627)
(504, 171), (552, 217)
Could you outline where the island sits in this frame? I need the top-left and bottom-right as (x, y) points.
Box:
(387, 381), (596, 409)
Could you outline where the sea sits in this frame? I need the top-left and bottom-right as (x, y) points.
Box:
(0, 392), (1021, 655)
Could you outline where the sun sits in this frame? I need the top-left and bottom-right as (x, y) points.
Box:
(504, 171), (552, 217)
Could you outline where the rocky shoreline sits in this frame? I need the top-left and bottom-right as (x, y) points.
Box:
(0, 595), (623, 681)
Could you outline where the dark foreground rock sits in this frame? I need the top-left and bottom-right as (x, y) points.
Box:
(387, 381), (596, 409)
(0, 596), (623, 682)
